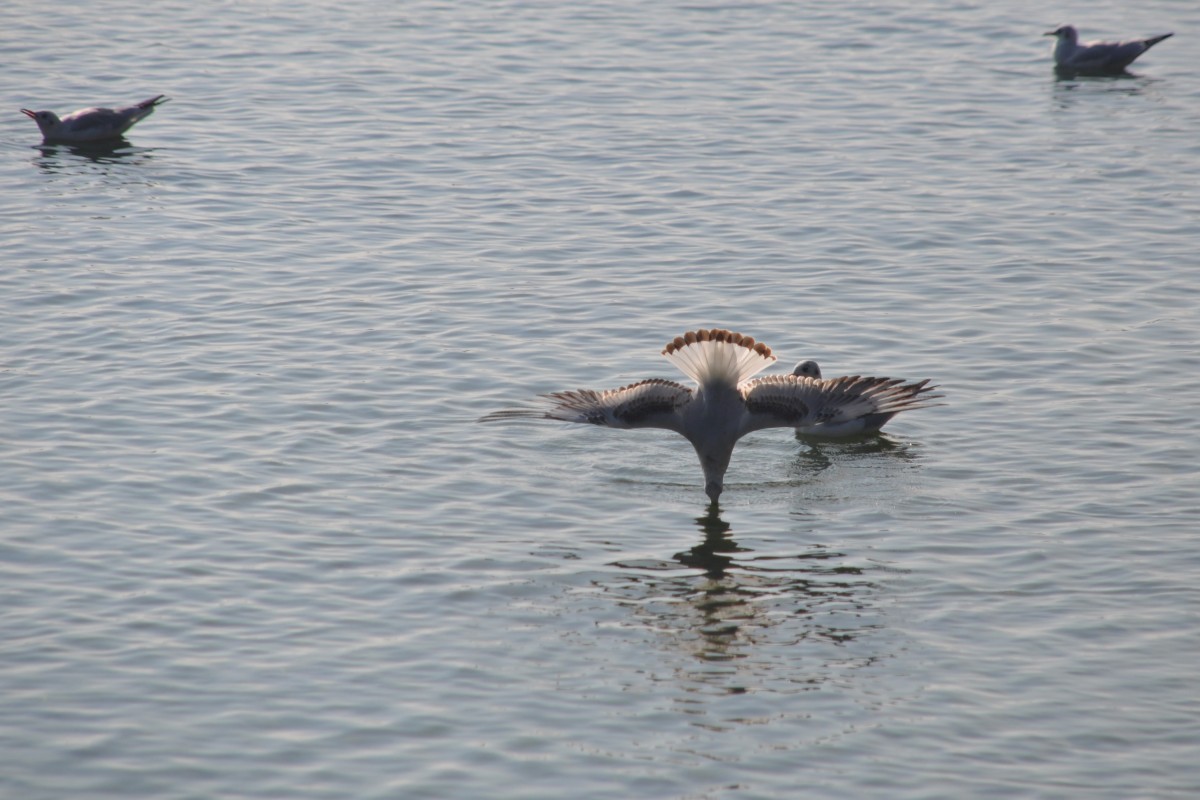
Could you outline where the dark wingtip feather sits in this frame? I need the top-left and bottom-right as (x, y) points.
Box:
(478, 408), (549, 423)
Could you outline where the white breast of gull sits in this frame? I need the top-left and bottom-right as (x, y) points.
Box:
(483, 328), (942, 504)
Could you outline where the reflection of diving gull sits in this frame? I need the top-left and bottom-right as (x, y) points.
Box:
(1044, 25), (1172, 75)
(21, 95), (169, 144)
(482, 329), (940, 503)
(789, 360), (927, 437)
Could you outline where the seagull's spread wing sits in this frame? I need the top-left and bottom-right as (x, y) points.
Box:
(482, 378), (692, 432)
(739, 374), (941, 434)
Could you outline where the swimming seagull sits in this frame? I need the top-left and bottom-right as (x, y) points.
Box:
(1044, 25), (1173, 75)
(793, 360), (822, 379)
(481, 329), (941, 503)
(789, 360), (924, 437)
(20, 95), (169, 144)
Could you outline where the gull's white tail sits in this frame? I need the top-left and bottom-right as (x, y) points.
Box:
(661, 328), (776, 387)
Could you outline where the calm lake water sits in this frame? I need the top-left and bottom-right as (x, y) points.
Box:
(3, 0), (1199, 797)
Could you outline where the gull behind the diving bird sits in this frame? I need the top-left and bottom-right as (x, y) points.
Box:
(21, 95), (169, 144)
(1044, 25), (1173, 75)
(790, 360), (914, 437)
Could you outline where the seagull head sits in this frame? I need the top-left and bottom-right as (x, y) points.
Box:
(1043, 25), (1078, 43)
(792, 360), (822, 380)
(20, 108), (60, 136)
(698, 447), (735, 504)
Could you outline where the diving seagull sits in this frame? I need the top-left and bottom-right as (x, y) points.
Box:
(1044, 25), (1173, 75)
(21, 95), (169, 144)
(789, 360), (921, 437)
(481, 329), (941, 503)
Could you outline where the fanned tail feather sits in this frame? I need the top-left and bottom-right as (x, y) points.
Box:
(661, 328), (776, 387)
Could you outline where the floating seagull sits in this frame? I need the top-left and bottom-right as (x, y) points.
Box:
(482, 329), (941, 503)
(1044, 25), (1173, 75)
(20, 95), (169, 144)
(788, 360), (922, 437)
(793, 360), (822, 379)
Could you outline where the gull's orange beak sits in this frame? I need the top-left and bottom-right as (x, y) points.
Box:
(20, 109), (37, 118)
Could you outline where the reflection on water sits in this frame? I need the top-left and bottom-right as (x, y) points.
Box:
(30, 139), (158, 172)
(1053, 66), (1145, 82)
(784, 433), (925, 511)
(673, 505), (745, 578)
(605, 505), (888, 697)
(792, 431), (919, 471)
(1049, 73), (1158, 108)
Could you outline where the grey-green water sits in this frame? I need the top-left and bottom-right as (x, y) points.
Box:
(4, 0), (1199, 797)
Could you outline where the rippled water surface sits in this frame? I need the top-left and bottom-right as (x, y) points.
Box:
(4, 0), (1199, 797)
